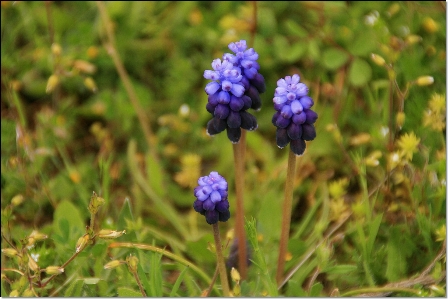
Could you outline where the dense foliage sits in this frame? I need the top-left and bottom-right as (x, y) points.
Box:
(1, 1), (446, 297)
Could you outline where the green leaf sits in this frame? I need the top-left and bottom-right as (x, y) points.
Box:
(348, 58), (372, 87)
(284, 19), (308, 38)
(65, 279), (84, 297)
(117, 287), (143, 297)
(83, 277), (101, 285)
(117, 197), (138, 241)
(309, 282), (324, 297)
(366, 213), (383, 257)
(322, 48), (350, 70)
(146, 152), (165, 197)
(53, 200), (84, 241)
(273, 35), (291, 63)
(325, 264), (358, 274)
(349, 29), (377, 56)
(150, 252), (163, 297)
(170, 266), (189, 297)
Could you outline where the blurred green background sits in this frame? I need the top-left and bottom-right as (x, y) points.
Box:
(1, 1), (446, 297)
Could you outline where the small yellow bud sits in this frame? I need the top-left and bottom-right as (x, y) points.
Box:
(370, 53), (386, 66)
(226, 229), (235, 241)
(126, 255), (139, 273)
(406, 34), (422, 45)
(349, 133), (371, 146)
(45, 266), (64, 275)
(73, 60), (97, 74)
(11, 194), (24, 207)
(45, 75), (59, 94)
(51, 43), (62, 56)
(364, 150), (382, 167)
(84, 77), (98, 93)
(422, 17), (439, 33)
(88, 191), (105, 215)
(29, 230), (48, 242)
(97, 229), (126, 239)
(435, 224), (446, 242)
(75, 234), (90, 253)
(11, 80), (22, 91)
(396, 111), (405, 129)
(28, 254), (39, 272)
(387, 3), (400, 17)
(10, 290), (20, 297)
(1, 248), (19, 257)
(415, 76), (434, 86)
(104, 260), (124, 269)
(69, 170), (81, 184)
(230, 267), (241, 282)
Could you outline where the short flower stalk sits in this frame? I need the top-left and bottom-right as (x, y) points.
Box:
(203, 40), (266, 279)
(193, 171), (232, 296)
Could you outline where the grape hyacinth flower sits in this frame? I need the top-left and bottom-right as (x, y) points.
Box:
(193, 171), (230, 225)
(204, 40), (266, 143)
(272, 74), (318, 155)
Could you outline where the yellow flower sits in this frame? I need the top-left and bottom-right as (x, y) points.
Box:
(397, 132), (420, 161)
(423, 93), (446, 132)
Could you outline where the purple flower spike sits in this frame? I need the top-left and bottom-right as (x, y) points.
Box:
(193, 172), (230, 225)
(272, 74), (318, 155)
(203, 40), (266, 143)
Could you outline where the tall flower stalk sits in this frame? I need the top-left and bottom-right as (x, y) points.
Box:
(193, 171), (231, 296)
(203, 40), (265, 279)
(271, 74), (318, 285)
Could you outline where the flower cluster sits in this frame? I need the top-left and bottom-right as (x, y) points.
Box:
(272, 74), (318, 155)
(204, 40), (266, 143)
(193, 171), (230, 225)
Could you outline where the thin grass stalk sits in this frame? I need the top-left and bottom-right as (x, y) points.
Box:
(276, 149), (296, 285)
(212, 223), (231, 297)
(232, 129), (248, 280)
(96, 1), (157, 154)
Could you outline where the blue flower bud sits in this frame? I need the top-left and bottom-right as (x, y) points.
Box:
(193, 172), (230, 225)
(272, 74), (318, 155)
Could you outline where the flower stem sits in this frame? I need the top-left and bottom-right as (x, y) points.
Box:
(276, 148), (297, 285)
(132, 271), (147, 297)
(212, 223), (231, 297)
(232, 130), (248, 280)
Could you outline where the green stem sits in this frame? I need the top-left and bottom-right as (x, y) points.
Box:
(276, 149), (296, 285)
(212, 223), (231, 297)
(341, 287), (421, 297)
(232, 130), (248, 280)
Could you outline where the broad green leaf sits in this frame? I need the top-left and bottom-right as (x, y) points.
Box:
(322, 48), (350, 70)
(348, 58), (372, 87)
(349, 29), (377, 56)
(289, 42), (307, 62)
(53, 200), (84, 241)
(117, 287), (143, 297)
